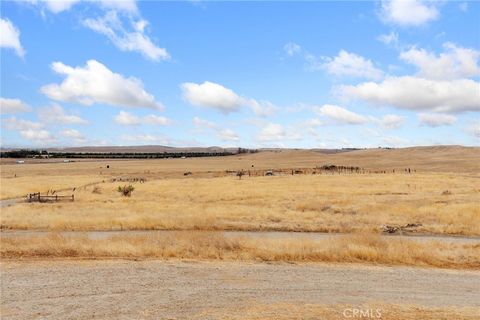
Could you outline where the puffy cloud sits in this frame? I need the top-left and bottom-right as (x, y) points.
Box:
(313, 105), (404, 129)
(98, 0), (138, 13)
(38, 104), (88, 124)
(192, 117), (239, 142)
(379, 114), (405, 129)
(114, 110), (141, 125)
(2, 117), (54, 144)
(218, 129), (239, 142)
(284, 44), (382, 80)
(400, 43), (480, 80)
(0, 98), (31, 114)
(377, 32), (398, 45)
(41, 60), (164, 110)
(316, 104), (369, 125)
(418, 113), (457, 127)
(61, 129), (87, 144)
(340, 76), (480, 113)
(321, 50), (383, 80)
(143, 114), (172, 125)
(305, 118), (324, 127)
(247, 99), (277, 117)
(380, 0), (439, 26)
(62, 128), (84, 139)
(3, 117), (44, 130)
(83, 11), (168, 62)
(182, 82), (242, 113)
(181, 81), (276, 116)
(19, 129), (54, 142)
(114, 111), (172, 126)
(257, 123), (286, 141)
(41, 0), (81, 13)
(0, 18), (25, 57)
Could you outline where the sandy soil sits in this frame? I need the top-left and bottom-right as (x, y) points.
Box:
(1, 260), (479, 319)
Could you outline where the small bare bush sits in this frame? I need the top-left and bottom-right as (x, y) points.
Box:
(92, 186), (102, 194)
(117, 185), (135, 197)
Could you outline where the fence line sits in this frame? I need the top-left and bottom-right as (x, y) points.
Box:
(27, 193), (74, 203)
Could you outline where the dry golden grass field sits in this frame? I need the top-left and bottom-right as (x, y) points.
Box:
(1, 147), (479, 237)
(2, 232), (479, 269)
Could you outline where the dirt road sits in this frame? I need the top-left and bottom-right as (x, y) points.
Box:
(1, 260), (479, 319)
(2, 229), (480, 245)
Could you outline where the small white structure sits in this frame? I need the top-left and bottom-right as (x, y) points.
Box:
(63, 160), (70, 163)
(16, 160), (25, 164)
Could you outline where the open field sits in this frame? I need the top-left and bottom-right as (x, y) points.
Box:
(1, 260), (479, 319)
(2, 170), (479, 236)
(2, 232), (479, 269)
(1, 147), (479, 318)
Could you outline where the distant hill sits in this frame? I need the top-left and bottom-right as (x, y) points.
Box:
(1, 145), (478, 173)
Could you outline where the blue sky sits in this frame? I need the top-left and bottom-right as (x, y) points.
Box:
(1, 0), (479, 148)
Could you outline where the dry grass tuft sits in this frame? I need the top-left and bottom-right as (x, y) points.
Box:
(2, 232), (479, 269)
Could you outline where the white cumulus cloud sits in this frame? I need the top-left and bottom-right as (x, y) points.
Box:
(114, 110), (141, 125)
(316, 104), (369, 125)
(0, 98), (31, 114)
(380, 0), (440, 26)
(19, 129), (54, 142)
(182, 82), (242, 113)
(41, 0), (81, 13)
(115, 111), (172, 126)
(321, 50), (383, 80)
(400, 43), (480, 80)
(61, 129), (87, 144)
(0, 18), (25, 57)
(181, 81), (276, 116)
(38, 104), (88, 124)
(41, 60), (164, 110)
(3, 117), (44, 130)
(143, 114), (172, 125)
(257, 123), (286, 142)
(62, 128), (84, 139)
(379, 114), (405, 129)
(2, 116), (55, 144)
(340, 76), (480, 114)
